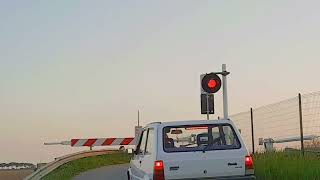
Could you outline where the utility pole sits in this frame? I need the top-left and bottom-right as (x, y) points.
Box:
(135, 110), (142, 142)
(138, 110), (140, 126)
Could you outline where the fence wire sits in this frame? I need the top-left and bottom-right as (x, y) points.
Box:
(231, 91), (320, 153)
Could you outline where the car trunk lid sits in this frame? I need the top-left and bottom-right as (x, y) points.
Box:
(162, 150), (246, 179)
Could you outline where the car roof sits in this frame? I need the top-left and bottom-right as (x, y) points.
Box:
(145, 119), (234, 128)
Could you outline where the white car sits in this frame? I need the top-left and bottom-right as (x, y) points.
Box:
(127, 119), (255, 180)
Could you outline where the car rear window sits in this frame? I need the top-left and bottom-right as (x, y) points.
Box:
(163, 124), (241, 153)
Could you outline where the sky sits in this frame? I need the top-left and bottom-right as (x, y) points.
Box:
(1, 1), (320, 163)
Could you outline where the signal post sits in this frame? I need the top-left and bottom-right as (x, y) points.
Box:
(200, 64), (230, 120)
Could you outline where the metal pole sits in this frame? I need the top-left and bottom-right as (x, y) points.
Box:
(298, 93), (304, 156)
(206, 94), (210, 120)
(138, 110), (140, 126)
(250, 108), (255, 154)
(222, 64), (229, 119)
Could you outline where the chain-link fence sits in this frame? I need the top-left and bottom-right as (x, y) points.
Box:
(231, 91), (320, 153)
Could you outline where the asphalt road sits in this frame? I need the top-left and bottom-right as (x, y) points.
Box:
(73, 164), (129, 180)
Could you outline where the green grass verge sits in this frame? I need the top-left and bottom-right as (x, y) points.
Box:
(41, 152), (131, 180)
(42, 151), (320, 180)
(254, 151), (320, 180)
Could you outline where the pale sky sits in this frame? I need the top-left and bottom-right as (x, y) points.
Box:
(1, 1), (320, 163)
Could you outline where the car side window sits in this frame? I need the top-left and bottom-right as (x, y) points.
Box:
(137, 130), (147, 155)
(145, 128), (154, 154)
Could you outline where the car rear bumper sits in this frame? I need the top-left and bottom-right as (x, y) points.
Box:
(170, 175), (256, 180)
(213, 175), (256, 180)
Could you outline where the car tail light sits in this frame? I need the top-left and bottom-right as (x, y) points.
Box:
(153, 160), (165, 180)
(245, 156), (253, 169)
(245, 155), (254, 175)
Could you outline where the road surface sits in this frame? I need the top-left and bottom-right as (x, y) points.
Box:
(73, 164), (129, 180)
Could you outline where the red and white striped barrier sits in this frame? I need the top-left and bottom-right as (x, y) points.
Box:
(44, 127), (143, 148)
(70, 138), (136, 147)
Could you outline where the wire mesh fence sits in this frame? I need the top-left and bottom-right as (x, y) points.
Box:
(231, 91), (320, 153)
(231, 111), (252, 151)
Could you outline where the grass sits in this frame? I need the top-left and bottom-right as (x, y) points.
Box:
(41, 152), (131, 180)
(254, 151), (320, 180)
(42, 150), (320, 180)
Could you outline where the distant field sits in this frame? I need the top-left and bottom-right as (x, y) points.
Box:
(0, 169), (34, 180)
(254, 151), (320, 180)
(42, 152), (131, 180)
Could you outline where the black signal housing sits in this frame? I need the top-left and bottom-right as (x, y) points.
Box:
(201, 73), (222, 94)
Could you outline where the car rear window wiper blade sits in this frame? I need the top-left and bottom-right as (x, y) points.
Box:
(202, 144), (214, 153)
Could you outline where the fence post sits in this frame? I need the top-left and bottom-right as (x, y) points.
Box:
(250, 108), (255, 154)
(298, 93), (304, 156)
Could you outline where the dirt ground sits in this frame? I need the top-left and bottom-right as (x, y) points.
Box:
(0, 169), (34, 180)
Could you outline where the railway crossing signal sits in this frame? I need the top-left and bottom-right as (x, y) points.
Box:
(201, 73), (221, 94)
(201, 64), (230, 120)
(200, 74), (220, 117)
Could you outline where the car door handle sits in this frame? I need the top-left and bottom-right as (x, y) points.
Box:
(170, 166), (179, 171)
(228, 162), (237, 166)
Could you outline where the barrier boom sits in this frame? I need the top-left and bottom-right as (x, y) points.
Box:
(44, 137), (137, 147)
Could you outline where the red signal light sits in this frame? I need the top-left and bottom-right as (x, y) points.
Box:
(208, 79), (217, 89)
(201, 73), (221, 93)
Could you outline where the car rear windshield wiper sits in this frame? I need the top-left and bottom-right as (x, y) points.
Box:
(202, 144), (213, 153)
(202, 136), (223, 152)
